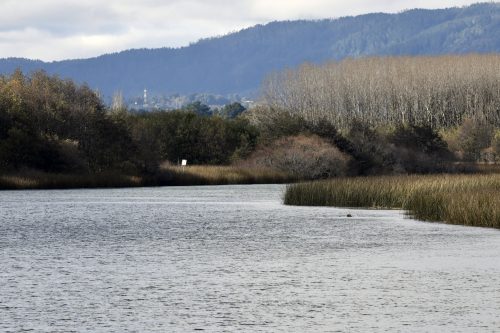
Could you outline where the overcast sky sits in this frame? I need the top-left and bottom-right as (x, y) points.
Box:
(0, 0), (481, 61)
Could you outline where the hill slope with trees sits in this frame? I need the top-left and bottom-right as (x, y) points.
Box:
(0, 3), (499, 98)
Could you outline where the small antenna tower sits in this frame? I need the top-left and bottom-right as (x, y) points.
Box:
(143, 89), (148, 106)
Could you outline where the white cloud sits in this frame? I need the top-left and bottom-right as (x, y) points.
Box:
(0, 0), (481, 61)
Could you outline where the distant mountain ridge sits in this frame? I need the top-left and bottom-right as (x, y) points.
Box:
(1, 2), (499, 98)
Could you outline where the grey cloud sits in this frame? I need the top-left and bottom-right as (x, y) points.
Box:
(0, 0), (480, 60)
(0, 1), (125, 35)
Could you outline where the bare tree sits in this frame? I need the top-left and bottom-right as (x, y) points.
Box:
(262, 54), (500, 129)
(111, 90), (125, 112)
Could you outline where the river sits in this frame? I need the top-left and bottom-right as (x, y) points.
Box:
(1, 184), (499, 332)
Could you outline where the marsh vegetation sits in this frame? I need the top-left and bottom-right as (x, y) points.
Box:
(0, 165), (292, 190)
(284, 174), (500, 229)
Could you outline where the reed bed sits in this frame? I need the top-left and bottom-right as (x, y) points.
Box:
(284, 174), (500, 229)
(157, 165), (294, 186)
(475, 163), (500, 174)
(0, 171), (143, 190)
(0, 166), (294, 190)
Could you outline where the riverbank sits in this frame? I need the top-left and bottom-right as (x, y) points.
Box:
(0, 166), (294, 190)
(284, 174), (500, 229)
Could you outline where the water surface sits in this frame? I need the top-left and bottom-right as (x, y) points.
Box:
(1, 185), (499, 332)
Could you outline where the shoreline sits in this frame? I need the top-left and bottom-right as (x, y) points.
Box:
(0, 166), (295, 191)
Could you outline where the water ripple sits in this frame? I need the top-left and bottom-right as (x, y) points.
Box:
(1, 185), (499, 332)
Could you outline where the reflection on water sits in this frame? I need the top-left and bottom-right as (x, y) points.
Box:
(1, 185), (499, 332)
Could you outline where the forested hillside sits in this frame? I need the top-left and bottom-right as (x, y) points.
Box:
(0, 3), (499, 98)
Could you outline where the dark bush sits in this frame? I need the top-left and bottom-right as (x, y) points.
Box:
(390, 124), (451, 157)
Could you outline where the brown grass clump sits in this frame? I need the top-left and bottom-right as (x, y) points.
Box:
(240, 135), (350, 179)
(284, 174), (500, 229)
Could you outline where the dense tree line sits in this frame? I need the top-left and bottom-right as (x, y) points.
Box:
(124, 110), (257, 172)
(0, 71), (257, 175)
(263, 54), (500, 128)
(246, 109), (459, 176)
(0, 70), (132, 173)
(260, 54), (500, 165)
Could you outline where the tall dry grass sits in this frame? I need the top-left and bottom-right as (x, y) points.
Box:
(0, 170), (143, 190)
(0, 165), (294, 190)
(284, 174), (500, 228)
(475, 163), (500, 174)
(157, 164), (294, 186)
